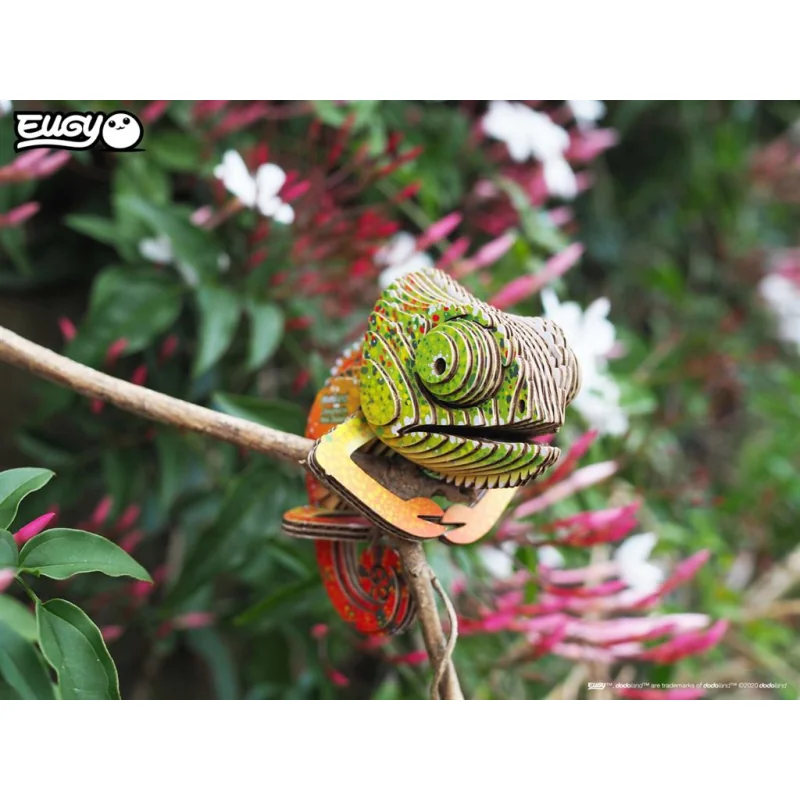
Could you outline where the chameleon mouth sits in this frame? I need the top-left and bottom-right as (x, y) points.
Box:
(410, 423), (557, 445)
(404, 424), (561, 489)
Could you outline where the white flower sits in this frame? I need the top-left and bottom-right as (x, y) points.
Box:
(213, 150), (294, 224)
(614, 532), (664, 600)
(538, 545), (565, 569)
(139, 234), (173, 264)
(759, 273), (800, 351)
(139, 234), (230, 287)
(0, 100), (12, 116)
(567, 100), (606, 131)
(481, 542), (563, 579)
(482, 100), (577, 198)
(375, 232), (434, 289)
(541, 288), (628, 435)
(480, 542), (517, 579)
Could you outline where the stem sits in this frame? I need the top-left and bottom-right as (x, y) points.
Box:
(15, 576), (39, 605)
(395, 540), (464, 700)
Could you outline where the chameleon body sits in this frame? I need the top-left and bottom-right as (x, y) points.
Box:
(282, 267), (580, 635)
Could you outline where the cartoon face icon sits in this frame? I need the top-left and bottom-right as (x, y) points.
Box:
(101, 112), (143, 150)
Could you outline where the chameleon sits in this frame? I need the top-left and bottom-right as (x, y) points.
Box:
(282, 266), (580, 636)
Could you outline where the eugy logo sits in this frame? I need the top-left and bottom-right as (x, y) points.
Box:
(13, 111), (144, 152)
(587, 682), (606, 690)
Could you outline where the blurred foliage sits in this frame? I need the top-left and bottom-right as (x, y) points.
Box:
(0, 100), (798, 699)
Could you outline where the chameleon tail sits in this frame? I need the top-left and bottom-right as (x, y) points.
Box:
(315, 539), (416, 636)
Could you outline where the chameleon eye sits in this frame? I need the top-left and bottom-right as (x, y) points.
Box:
(415, 318), (503, 407)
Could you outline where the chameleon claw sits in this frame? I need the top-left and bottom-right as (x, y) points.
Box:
(417, 514), (464, 528)
(439, 487), (518, 545)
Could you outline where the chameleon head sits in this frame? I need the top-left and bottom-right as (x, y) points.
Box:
(360, 268), (581, 490)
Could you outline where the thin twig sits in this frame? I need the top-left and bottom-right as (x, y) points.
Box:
(430, 574), (459, 700)
(0, 324), (465, 699)
(395, 539), (464, 700)
(744, 544), (800, 611)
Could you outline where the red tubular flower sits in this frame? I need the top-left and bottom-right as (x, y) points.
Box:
(529, 619), (569, 658)
(58, 317), (77, 342)
(0, 149), (70, 183)
(394, 181), (422, 201)
(89, 495), (113, 527)
(119, 530), (144, 554)
(171, 611), (216, 630)
(193, 100), (229, 120)
(566, 129), (619, 162)
(212, 102), (269, 138)
(632, 550), (712, 609)
(489, 243), (584, 309)
(417, 212), (462, 250)
(0, 568), (16, 593)
(503, 461), (618, 531)
(101, 625), (125, 643)
(104, 338), (129, 368)
(639, 621), (729, 664)
(130, 365), (148, 386)
(311, 623), (329, 640)
(538, 430), (599, 490)
(141, 100), (170, 123)
(130, 579), (155, 600)
(115, 504), (141, 532)
(438, 238), (472, 272)
(388, 650), (428, 666)
(453, 233), (516, 278)
(0, 202), (40, 228)
(282, 179), (312, 203)
(159, 334), (179, 362)
(374, 145), (424, 178)
(544, 503), (641, 548)
(13, 511), (56, 546)
(327, 670), (350, 688)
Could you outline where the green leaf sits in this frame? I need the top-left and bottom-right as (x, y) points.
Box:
(168, 463), (273, 606)
(119, 196), (223, 284)
(64, 214), (120, 247)
(148, 131), (203, 172)
(212, 393), (306, 435)
(185, 628), (240, 700)
(245, 301), (284, 370)
(497, 177), (569, 254)
(0, 620), (56, 700)
(69, 267), (183, 363)
(19, 528), (152, 581)
(36, 599), (120, 700)
(0, 467), (55, 529)
(235, 576), (320, 626)
(0, 595), (37, 641)
(193, 286), (241, 377)
(311, 101), (348, 127)
(155, 430), (187, 511)
(114, 155), (170, 206)
(0, 530), (17, 571)
(13, 431), (75, 468)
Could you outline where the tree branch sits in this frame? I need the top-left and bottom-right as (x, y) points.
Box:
(395, 540), (464, 700)
(0, 324), (464, 699)
(0, 325), (311, 465)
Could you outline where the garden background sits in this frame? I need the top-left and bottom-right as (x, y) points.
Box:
(0, 100), (798, 700)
